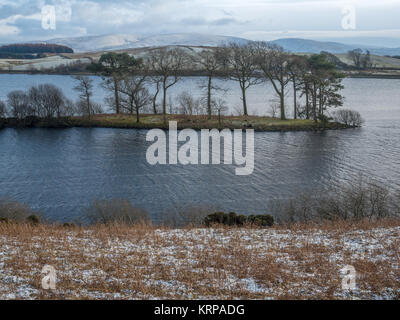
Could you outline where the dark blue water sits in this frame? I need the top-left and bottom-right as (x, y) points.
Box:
(0, 76), (399, 222)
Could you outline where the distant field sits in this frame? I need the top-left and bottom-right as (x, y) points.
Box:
(335, 53), (400, 69)
(0, 55), (91, 72)
(1, 46), (400, 75)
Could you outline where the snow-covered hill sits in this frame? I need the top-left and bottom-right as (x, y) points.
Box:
(41, 33), (249, 53)
(38, 33), (400, 56)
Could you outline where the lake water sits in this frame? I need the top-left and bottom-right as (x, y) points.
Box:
(0, 74), (399, 222)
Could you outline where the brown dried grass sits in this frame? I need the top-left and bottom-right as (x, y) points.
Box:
(0, 219), (399, 300)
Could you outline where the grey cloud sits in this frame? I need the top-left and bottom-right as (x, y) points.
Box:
(180, 17), (207, 25)
(0, 0), (400, 46)
(210, 18), (244, 26)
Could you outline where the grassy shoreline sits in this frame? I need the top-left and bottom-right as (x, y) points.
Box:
(1, 219), (399, 300)
(2, 69), (400, 79)
(1, 114), (354, 132)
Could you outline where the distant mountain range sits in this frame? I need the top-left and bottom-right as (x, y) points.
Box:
(29, 33), (400, 56)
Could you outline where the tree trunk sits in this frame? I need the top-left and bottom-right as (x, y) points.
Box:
(319, 86), (324, 116)
(114, 78), (120, 114)
(162, 82), (167, 124)
(305, 83), (310, 119)
(241, 85), (248, 116)
(293, 77), (297, 120)
(280, 81), (286, 120)
(207, 75), (212, 120)
(280, 94), (286, 120)
(152, 100), (158, 114)
(136, 108), (140, 123)
(152, 93), (158, 114)
(312, 83), (318, 123)
(152, 83), (160, 115)
(86, 91), (91, 120)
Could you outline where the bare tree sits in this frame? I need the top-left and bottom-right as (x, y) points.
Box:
(101, 73), (123, 114)
(119, 75), (151, 123)
(75, 100), (103, 117)
(73, 76), (94, 119)
(177, 91), (202, 117)
(268, 98), (280, 118)
(62, 98), (76, 117)
(197, 49), (225, 119)
(150, 76), (162, 115)
(254, 42), (292, 120)
(29, 84), (65, 118)
(0, 100), (6, 118)
(332, 109), (364, 127)
(147, 47), (190, 122)
(288, 55), (308, 119)
(7, 91), (31, 120)
(212, 98), (228, 127)
(347, 49), (363, 69)
(222, 43), (262, 116)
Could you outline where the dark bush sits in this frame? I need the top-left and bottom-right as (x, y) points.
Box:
(26, 215), (40, 225)
(248, 214), (274, 227)
(205, 212), (274, 227)
(0, 217), (9, 223)
(63, 222), (76, 228)
(0, 100), (6, 119)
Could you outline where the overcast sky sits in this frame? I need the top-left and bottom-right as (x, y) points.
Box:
(1, 0), (400, 47)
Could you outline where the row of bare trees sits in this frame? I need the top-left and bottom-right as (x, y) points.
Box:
(221, 42), (345, 122)
(85, 43), (345, 123)
(0, 43), (347, 125)
(0, 82), (103, 120)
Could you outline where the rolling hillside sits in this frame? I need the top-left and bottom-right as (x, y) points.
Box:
(40, 33), (249, 53)
(2, 34), (400, 73)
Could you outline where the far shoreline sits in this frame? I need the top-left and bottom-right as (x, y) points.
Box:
(0, 114), (357, 132)
(1, 69), (400, 79)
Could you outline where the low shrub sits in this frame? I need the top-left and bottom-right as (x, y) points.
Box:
(332, 109), (364, 127)
(26, 215), (40, 225)
(160, 205), (215, 228)
(0, 199), (40, 222)
(62, 222), (77, 228)
(273, 176), (398, 224)
(85, 199), (150, 225)
(248, 214), (274, 227)
(0, 217), (9, 223)
(205, 212), (274, 227)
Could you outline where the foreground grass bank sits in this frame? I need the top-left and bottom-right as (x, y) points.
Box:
(1, 114), (352, 132)
(1, 219), (399, 300)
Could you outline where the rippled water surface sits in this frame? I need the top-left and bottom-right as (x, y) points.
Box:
(0, 75), (399, 222)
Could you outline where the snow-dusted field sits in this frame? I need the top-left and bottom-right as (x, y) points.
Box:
(0, 222), (399, 300)
(0, 56), (91, 71)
